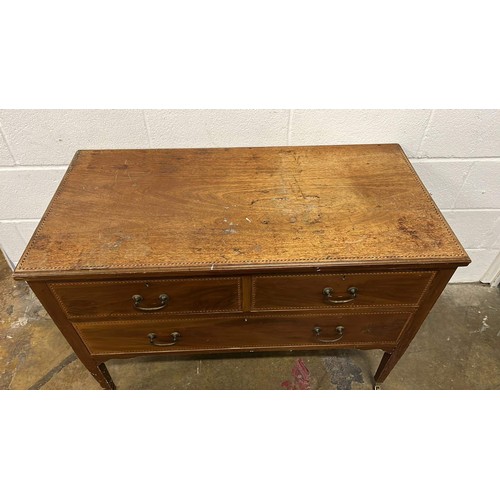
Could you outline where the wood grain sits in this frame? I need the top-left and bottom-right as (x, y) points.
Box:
(13, 145), (471, 389)
(252, 271), (435, 310)
(75, 312), (412, 356)
(49, 277), (241, 318)
(14, 145), (469, 279)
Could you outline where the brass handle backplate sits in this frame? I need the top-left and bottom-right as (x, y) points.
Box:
(147, 332), (180, 346)
(322, 287), (358, 304)
(132, 293), (169, 311)
(313, 325), (344, 343)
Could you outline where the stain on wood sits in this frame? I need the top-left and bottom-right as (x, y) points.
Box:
(14, 144), (469, 278)
(12, 145), (470, 390)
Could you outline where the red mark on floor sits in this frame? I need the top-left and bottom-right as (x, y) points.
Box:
(281, 358), (311, 390)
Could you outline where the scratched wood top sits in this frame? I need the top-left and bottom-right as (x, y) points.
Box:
(15, 144), (470, 278)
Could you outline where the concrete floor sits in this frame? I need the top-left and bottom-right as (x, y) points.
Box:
(1, 254), (499, 390)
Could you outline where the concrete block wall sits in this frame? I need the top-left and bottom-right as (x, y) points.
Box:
(0, 109), (499, 283)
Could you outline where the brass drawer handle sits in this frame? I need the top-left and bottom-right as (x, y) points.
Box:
(313, 325), (344, 342)
(322, 287), (358, 304)
(132, 293), (169, 311)
(147, 332), (180, 346)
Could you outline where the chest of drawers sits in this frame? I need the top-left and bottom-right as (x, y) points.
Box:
(13, 144), (470, 389)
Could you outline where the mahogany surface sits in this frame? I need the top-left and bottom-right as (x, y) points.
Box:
(251, 270), (435, 310)
(15, 144), (469, 279)
(76, 312), (412, 356)
(14, 145), (470, 389)
(49, 277), (242, 318)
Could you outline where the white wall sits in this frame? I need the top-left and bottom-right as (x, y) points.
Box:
(0, 109), (498, 282)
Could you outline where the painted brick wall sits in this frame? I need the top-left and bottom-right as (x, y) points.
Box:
(0, 109), (499, 283)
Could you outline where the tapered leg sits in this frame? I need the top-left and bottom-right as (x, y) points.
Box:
(28, 281), (117, 390)
(374, 351), (399, 384)
(374, 268), (457, 386)
(84, 361), (116, 390)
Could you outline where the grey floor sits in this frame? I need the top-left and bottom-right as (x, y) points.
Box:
(1, 254), (499, 390)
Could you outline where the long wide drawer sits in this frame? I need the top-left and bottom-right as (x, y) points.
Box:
(75, 311), (413, 355)
(49, 277), (242, 318)
(252, 271), (435, 310)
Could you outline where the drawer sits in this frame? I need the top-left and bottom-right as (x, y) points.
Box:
(252, 271), (435, 310)
(75, 311), (412, 355)
(49, 277), (242, 318)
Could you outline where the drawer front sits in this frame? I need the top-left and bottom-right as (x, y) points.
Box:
(252, 271), (435, 310)
(76, 312), (412, 355)
(50, 278), (241, 318)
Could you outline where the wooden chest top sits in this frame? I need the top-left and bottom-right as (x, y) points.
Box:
(14, 144), (470, 279)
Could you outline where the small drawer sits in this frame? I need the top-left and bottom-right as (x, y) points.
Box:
(49, 277), (241, 318)
(252, 271), (435, 310)
(75, 311), (412, 355)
